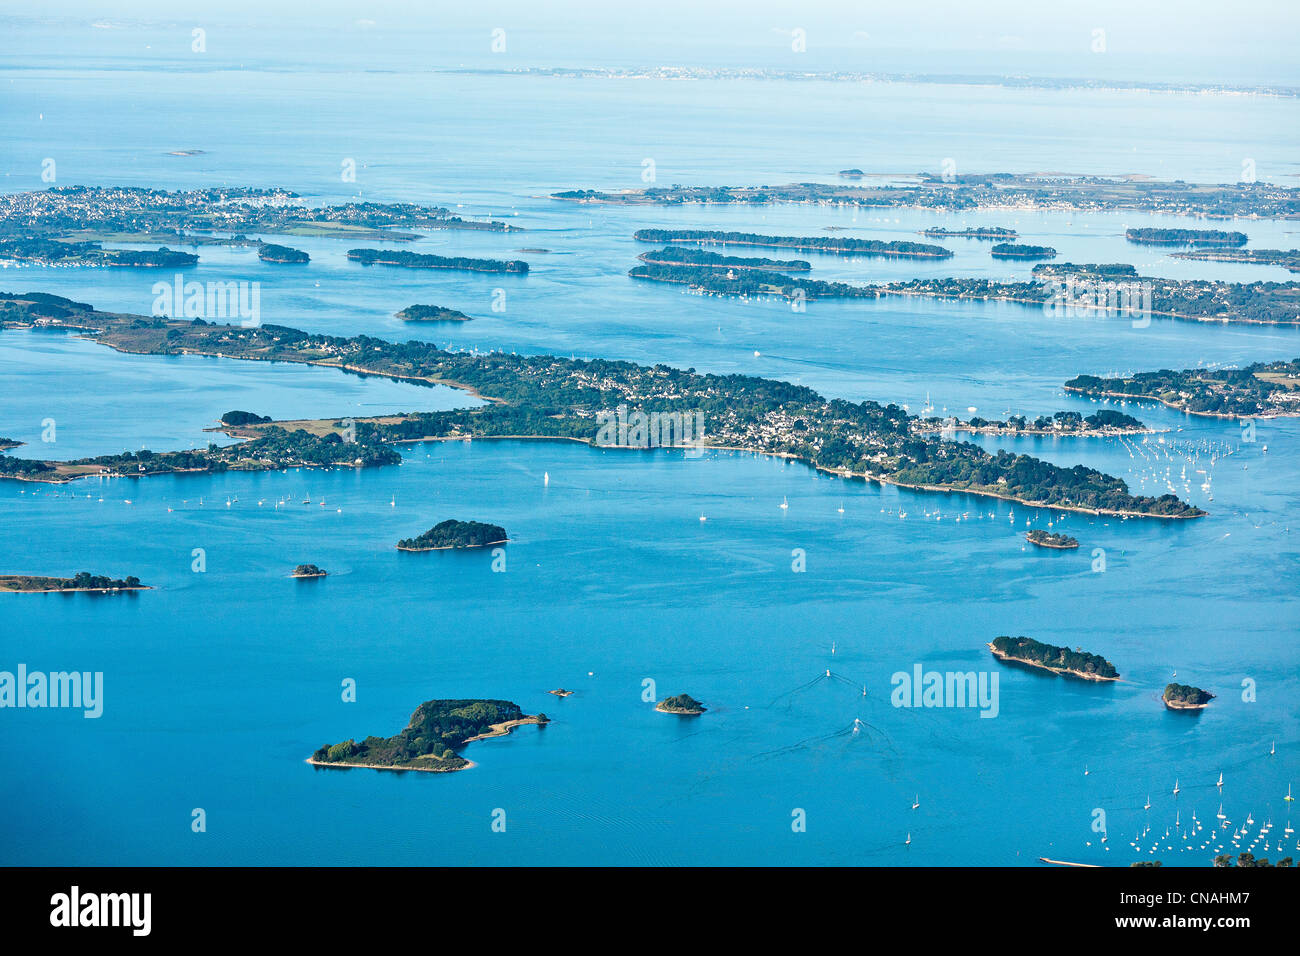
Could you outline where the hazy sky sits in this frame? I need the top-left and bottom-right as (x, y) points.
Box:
(3, 2), (1297, 83)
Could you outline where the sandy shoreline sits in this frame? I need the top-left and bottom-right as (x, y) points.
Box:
(396, 538), (508, 552)
(306, 756), (476, 773)
(1163, 697), (1213, 711)
(461, 715), (547, 743)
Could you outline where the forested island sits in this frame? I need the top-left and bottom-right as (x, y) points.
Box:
(991, 243), (1057, 260)
(1064, 360), (1300, 417)
(0, 238), (198, 268)
(626, 259), (1300, 324)
(656, 693), (706, 715)
(629, 263), (874, 300)
(636, 247), (812, 271)
(257, 243), (310, 264)
(989, 636), (1119, 681)
(922, 227), (1017, 240)
(553, 174), (1300, 219)
(309, 699), (546, 772)
(291, 564), (327, 578)
(838, 168), (865, 179)
(397, 520), (508, 551)
(347, 248), (528, 274)
(1172, 248), (1300, 273)
(632, 229), (952, 258)
(1026, 529), (1079, 549)
(0, 292), (1207, 518)
(0, 184), (516, 244)
(395, 304), (473, 322)
(0, 438), (21, 452)
(1125, 228), (1248, 247)
(220, 410), (271, 426)
(0, 572), (147, 592)
(913, 409), (1149, 437)
(1163, 683), (1214, 710)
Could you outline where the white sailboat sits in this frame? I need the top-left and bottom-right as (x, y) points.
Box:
(1173, 778), (1181, 796)
(1144, 795), (1151, 811)
(1216, 772), (1224, 789)
(779, 496), (788, 510)
(904, 833), (911, 846)
(911, 795), (920, 810)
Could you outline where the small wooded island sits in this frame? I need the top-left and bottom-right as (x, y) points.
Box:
(633, 228), (953, 259)
(656, 693), (707, 715)
(347, 248), (528, 274)
(220, 410), (272, 426)
(1163, 683), (1215, 711)
(258, 242), (310, 263)
(291, 564), (326, 578)
(397, 519), (508, 551)
(922, 226), (1017, 240)
(636, 247), (812, 272)
(989, 636), (1119, 681)
(1125, 227), (1248, 247)
(1026, 529), (1080, 549)
(395, 304), (472, 323)
(991, 243), (1057, 260)
(0, 572), (147, 592)
(309, 698), (547, 772)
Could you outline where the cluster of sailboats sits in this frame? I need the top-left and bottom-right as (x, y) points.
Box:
(1124, 773), (1297, 859)
(14, 484), (382, 516)
(1114, 434), (1241, 504)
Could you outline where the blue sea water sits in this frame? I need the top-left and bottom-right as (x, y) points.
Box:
(0, 17), (1298, 866)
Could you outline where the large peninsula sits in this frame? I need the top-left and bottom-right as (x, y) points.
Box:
(0, 292), (1206, 519)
